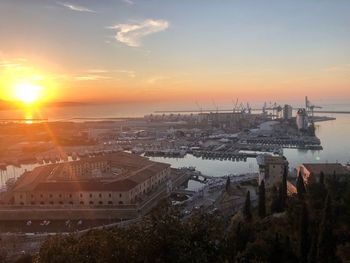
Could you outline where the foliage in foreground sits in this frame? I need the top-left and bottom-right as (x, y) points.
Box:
(31, 173), (350, 263)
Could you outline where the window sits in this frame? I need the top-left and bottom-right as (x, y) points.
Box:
(119, 193), (122, 198)
(20, 194), (23, 199)
(80, 201), (84, 205)
(31, 201), (35, 205)
(99, 193), (102, 198)
(40, 194), (43, 198)
(20, 202), (24, 205)
(90, 194), (93, 198)
(99, 201), (103, 205)
(59, 201), (63, 205)
(69, 201), (73, 205)
(31, 194), (34, 198)
(40, 201), (44, 205)
(80, 194), (83, 198)
(89, 201), (94, 205)
(49, 201), (54, 205)
(49, 194), (53, 198)
(59, 194), (62, 198)
(119, 201), (123, 204)
(69, 194), (72, 198)
(108, 201), (113, 205)
(109, 193), (112, 198)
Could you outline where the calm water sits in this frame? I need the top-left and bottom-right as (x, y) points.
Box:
(0, 103), (349, 184)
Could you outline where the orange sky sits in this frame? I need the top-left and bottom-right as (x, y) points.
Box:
(0, 0), (349, 105)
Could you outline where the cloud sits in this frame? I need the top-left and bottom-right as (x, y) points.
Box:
(147, 76), (168, 85)
(115, 70), (136, 78)
(74, 75), (111, 81)
(58, 2), (95, 13)
(110, 19), (169, 47)
(85, 69), (136, 78)
(0, 58), (30, 69)
(122, 0), (134, 5)
(323, 64), (350, 72)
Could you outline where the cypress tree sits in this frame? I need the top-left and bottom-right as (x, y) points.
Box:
(298, 202), (309, 263)
(317, 194), (336, 263)
(278, 183), (285, 212)
(225, 176), (231, 193)
(297, 171), (306, 199)
(319, 171), (325, 186)
(258, 180), (266, 218)
(307, 234), (318, 263)
(281, 165), (288, 206)
(243, 190), (252, 221)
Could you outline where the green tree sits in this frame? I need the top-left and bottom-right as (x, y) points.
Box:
(317, 194), (336, 263)
(281, 165), (288, 207)
(243, 191), (252, 221)
(298, 202), (309, 263)
(258, 180), (266, 218)
(297, 171), (306, 199)
(225, 176), (231, 193)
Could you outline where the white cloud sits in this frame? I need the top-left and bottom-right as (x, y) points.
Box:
(58, 2), (95, 13)
(110, 19), (169, 47)
(323, 64), (350, 72)
(122, 0), (134, 5)
(74, 75), (111, 81)
(115, 70), (136, 78)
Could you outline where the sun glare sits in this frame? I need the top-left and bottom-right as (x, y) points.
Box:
(14, 82), (42, 104)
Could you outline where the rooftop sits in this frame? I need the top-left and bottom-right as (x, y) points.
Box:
(302, 163), (350, 175)
(12, 152), (170, 193)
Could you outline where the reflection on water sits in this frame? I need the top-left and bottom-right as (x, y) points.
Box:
(149, 154), (258, 177)
(0, 106), (349, 186)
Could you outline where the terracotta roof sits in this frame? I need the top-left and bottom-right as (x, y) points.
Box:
(12, 152), (169, 193)
(303, 163), (350, 176)
(34, 178), (138, 192)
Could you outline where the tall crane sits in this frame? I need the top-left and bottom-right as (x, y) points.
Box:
(305, 96), (322, 117)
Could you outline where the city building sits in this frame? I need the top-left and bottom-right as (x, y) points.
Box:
(296, 163), (350, 184)
(10, 152), (171, 206)
(283, 104), (293, 120)
(256, 154), (288, 188)
(296, 108), (309, 130)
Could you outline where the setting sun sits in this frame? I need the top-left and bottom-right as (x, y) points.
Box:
(14, 82), (42, 104)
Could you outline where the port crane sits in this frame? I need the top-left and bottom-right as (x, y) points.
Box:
(305, 96), (322, 117)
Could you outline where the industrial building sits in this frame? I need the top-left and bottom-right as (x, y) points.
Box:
(296, 108), (309, 130)
(9, 152), (171, 206)
(283, 105), (293, 120)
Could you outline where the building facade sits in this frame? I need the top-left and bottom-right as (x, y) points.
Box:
(11, 152), (171, 206)
(256, 154), (288, 188)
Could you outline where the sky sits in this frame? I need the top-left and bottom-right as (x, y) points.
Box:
(0, 0), (349, 105)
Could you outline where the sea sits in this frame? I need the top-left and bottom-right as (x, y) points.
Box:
(0, 102), (349, 187)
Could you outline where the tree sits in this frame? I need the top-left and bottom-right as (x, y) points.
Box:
(317, 194), (336, 263)
(297, 171), (306, 199)
(258, 180), (266, 218)
(243, 191), (252, 221)
(225, 176), (231, 193)
(281, 165), (288, 207)
(307, 234), (318, 263)
(298, 202), (309, 263)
